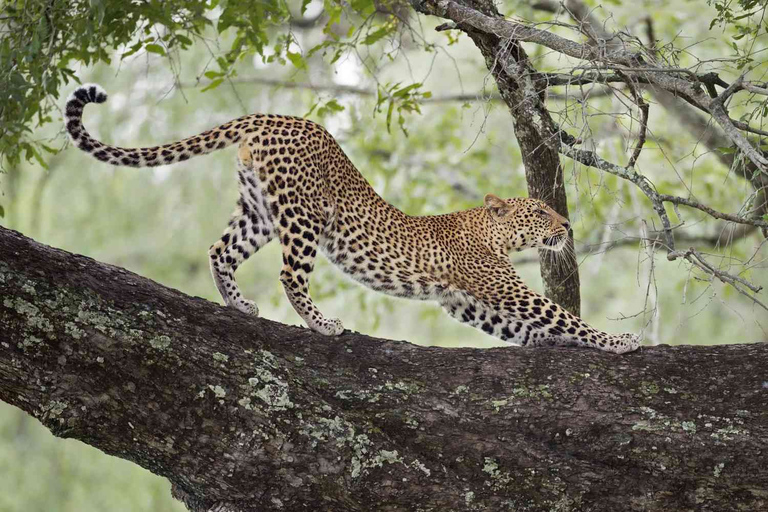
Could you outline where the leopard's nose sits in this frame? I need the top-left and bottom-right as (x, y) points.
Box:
(562, 220), (570, 231)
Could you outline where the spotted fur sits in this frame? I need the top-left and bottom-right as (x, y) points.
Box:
(65, 84), (640, 354)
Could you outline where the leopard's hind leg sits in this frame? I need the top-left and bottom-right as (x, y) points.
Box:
(262, 154), (343, 336)
(276, 210), (344, 336)
(209, 149), (276, 315)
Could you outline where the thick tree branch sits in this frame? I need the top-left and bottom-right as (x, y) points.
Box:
(417, 0), (701, 100)
(2, 228), (768, 511)
(420, 0), (585, 313)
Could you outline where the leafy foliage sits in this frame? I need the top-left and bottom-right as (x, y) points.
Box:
(708, 0), (768, 67)
(0, 0), (418, 169)
(0, 0), (211, 167)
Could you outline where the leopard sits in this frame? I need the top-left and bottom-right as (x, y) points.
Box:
(64, 83), (640, 354)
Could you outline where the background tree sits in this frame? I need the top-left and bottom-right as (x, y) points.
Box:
(1, 0), (767, 510)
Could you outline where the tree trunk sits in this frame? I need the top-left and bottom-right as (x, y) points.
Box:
(1, 226), (767, 511)
(419, 0), (581, 314)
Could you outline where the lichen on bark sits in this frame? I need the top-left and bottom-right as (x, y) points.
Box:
(2, 226), (768, 511)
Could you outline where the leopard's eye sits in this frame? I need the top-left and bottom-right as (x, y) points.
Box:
(536, 208), (548, 216)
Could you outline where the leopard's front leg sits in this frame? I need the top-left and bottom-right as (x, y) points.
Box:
(442, 292), (640, 354)
(441, 295), (524, 343)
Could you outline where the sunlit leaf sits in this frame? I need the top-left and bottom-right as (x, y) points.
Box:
(201, 79), (224, 92)
(286, 51), (307, 70)
(362, 26), (390, 45)
(144, 43), (166, 55)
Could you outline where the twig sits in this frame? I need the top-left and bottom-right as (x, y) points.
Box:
(619, 71), (649, 168)
(560, 146), (676, 250)
(741, 81), (768, 96)
(185, 76), (500, 103)
(657, 194), (768, 230)
(667, 247), (767, 311)
(708, 74), (768, 175)
(730, 118), (768, 138)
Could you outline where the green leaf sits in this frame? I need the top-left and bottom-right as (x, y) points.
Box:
(204, 70), (223, 79)
(325, 99), (344, 112)
(330, 48), (344, 64)
(286, 51), (307, 70)
(175, 34), (193, 46)
(121, 41), (144, 59)
(393, 83), (421, 98)
(305, 100), (319, 117)
(144, 43), (166, 55)
(201, 78), (224, 92)
(362, 26), (390, 45)
(0, 204), (4, 218)
(716, 146), (736, 154)
(312, 99), (345, 117)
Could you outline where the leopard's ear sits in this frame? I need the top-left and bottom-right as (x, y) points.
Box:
(484, 194), (513, 220)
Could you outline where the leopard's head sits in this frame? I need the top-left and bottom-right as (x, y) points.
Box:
(484, 194), (571, 252)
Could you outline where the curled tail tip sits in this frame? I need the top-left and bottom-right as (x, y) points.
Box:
(65, 83), (107, 143)
(67, 83), (108, 105)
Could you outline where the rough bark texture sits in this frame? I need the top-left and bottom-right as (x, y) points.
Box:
(2, 227), (768, 511)
(416, 0), (581, 314)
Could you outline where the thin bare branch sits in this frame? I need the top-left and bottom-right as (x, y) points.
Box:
(559, 145), (767, 309)
(560, 146), (676, 249)
(741, 81), (768, 96)
(667, 247), (767, 310)
(426, 0), (768, 175)
(657, 194), (768, 230)
(620, 71), (649, 169)
(730, 118), (768, 138)
(510, 227), (760, 266)
(185, 76), (503, 103)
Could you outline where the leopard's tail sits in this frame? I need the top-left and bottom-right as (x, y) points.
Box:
(65, 84), (250, 167)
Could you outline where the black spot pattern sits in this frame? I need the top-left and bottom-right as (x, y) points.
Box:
(64, 83), (640, 353)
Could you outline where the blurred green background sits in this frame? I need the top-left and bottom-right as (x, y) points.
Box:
(1, 0), (767, 510)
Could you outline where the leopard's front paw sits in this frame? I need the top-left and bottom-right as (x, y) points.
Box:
(233, 299), (259, 317)
(606, 333), (641, 354)
(314, 318), (345, 336)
